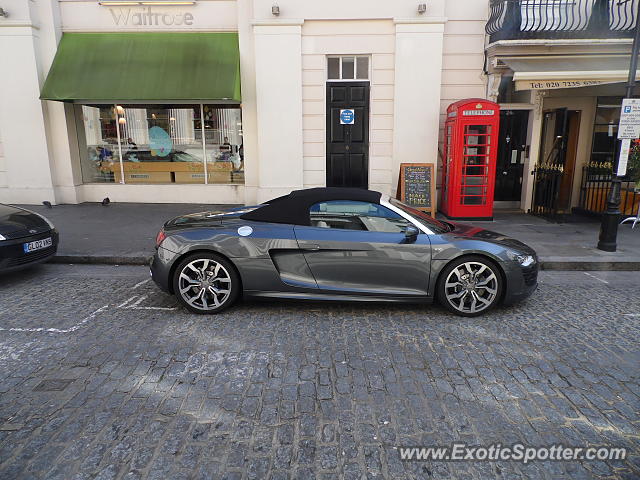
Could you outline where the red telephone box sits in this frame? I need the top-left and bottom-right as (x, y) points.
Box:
(440, 99), (500, 220)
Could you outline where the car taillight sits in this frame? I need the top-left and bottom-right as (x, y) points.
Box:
(155, 229), (166, 248)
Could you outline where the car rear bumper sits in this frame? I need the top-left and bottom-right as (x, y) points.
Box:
(0, 230), (59, 273)
(150, 246), (174, 293)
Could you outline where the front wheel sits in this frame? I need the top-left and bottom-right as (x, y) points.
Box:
(437, 256), (503, 317)
(172, 253), (240, 314)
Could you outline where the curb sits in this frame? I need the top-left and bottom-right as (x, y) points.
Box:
(50, 255), (151, 266)
(49, 255), (640, 271)
(539, 261), (640, 271)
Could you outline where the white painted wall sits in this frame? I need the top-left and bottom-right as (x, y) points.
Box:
(253, 22), (304, 202)
(0, 0), (57, 204)
(392, 19), (446, 196)
(237, 0), (259, 205)
(0, 131), (5, 188)
(440, 1), (489, 141)
(59, 0), (238, 32)
(300, 20), (396, 194)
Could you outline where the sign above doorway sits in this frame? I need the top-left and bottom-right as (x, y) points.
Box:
(339, 109), (355, 125)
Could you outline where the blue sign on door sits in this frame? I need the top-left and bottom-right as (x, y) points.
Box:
(340, 109), (355, 125)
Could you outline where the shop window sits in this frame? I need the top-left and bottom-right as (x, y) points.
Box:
(77, 104), (244, 185)
(327, 56), (369, 80)
(589, 97), (622, 170)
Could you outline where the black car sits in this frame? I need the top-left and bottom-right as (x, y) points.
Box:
(151, 187), (538, 317)
(0, 204), (59, 272)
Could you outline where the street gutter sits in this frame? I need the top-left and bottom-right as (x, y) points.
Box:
(48, 255), (640, 271)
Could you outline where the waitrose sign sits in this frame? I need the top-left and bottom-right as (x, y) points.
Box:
(110, 7), (194, 26)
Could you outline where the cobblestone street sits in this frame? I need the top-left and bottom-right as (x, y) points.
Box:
(0, 264), (638, 479)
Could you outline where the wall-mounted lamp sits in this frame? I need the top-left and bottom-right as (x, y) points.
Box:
(0, 7), (8, 17)
(417, 3), (426, 14)
(271, 4), (280, 16)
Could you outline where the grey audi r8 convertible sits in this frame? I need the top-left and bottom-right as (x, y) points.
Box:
(151, 187), (538, 317)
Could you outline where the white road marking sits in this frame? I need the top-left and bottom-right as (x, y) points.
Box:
(132, 278), (151, 290)
(116, 293), (178, 311)
(583, 272), (609, 284)
(128, 295), (147, 308)
(1, 276), (178, 334)
(132, 306), (179, 311)
(623, 313), (640, 317)
(116, 295), (138, 309)
(0, 305), (109, 334)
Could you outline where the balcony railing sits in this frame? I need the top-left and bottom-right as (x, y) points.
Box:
(486, 0), (639, 42)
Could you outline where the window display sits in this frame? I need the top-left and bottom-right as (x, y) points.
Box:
(77, 104), (244, 185)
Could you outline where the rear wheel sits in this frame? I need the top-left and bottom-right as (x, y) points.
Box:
(172, 253), (240, 314)
(437, 256), (502, 317)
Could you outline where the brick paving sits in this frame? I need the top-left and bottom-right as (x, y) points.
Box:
(0, 265), (638, 479)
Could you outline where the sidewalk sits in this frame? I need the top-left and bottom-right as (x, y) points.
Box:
(19, 202), (640, 270)
(471, 213), (640, 270)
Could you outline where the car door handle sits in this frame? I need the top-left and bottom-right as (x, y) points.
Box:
(300, 244), (320, 251)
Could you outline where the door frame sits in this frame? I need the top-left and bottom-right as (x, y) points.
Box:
(531, 108), (581, 218)
(325, 81), (371, 189)
(556, 110), (580, 212)
(495, 109), (529, 205)
(497, 102), (534, 212)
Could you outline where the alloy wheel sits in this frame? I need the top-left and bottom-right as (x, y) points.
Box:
(444, 261), (499, 314)
(177, 258), (232, 311)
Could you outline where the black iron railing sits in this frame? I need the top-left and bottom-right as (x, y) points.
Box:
(577, 164), (640, 215)
(486, 0), (639, 42)
(531, 135), (566, 219)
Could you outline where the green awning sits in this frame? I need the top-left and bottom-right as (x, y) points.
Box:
(40, 32), (241, 103)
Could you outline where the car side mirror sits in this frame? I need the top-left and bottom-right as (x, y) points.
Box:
(404, 224), (419, 243)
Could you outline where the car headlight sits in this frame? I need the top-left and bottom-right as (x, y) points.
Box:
(0, 233), (5, 241)
(507, 251), (536, 267)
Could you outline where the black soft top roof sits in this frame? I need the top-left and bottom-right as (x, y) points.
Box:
(240, 187), (382, 226)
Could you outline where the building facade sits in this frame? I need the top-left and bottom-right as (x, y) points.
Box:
(0, 0), (488, 206)
(485, 0), (639, 217)
(1, 0), (637, 215)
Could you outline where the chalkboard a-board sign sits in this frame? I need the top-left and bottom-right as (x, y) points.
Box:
(397, 163), (436, 217)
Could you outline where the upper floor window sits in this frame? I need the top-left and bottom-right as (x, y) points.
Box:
(327, 56), (369, 81)
(309, 200), (411, 233)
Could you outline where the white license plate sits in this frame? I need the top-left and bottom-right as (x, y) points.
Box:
(23, 237), (52, 253)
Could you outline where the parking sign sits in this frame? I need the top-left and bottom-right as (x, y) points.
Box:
(618, 99), (640, 140)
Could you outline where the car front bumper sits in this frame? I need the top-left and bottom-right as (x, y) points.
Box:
(0, 229), (59, 273)
(501, 259), (539, 305)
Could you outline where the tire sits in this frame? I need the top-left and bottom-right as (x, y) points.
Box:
(436, 255), (503, 317)
(172, 252), (241, 314)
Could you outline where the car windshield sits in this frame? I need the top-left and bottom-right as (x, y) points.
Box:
(389, 198), (451, 233)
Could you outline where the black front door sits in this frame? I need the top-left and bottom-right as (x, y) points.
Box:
(326, 82), (370, 188)
(495, 110), (528, 201)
